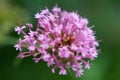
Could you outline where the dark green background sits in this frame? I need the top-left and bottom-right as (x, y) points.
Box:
(0, 0), (120, 80)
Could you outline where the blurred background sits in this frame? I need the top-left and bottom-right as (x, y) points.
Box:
(0, 0), (120, 80)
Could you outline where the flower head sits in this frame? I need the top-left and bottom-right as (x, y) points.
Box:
(14, 6), (99, 77)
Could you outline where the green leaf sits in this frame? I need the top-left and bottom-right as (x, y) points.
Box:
(12, 58), (23, 67)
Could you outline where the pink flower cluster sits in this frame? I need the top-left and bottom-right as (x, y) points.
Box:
(14, 6), (99, 77)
